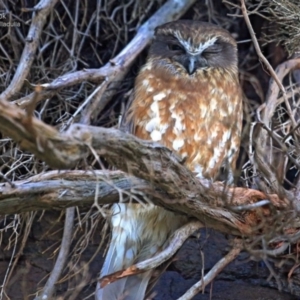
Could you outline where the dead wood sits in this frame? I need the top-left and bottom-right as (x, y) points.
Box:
(0, 106), (291, 237)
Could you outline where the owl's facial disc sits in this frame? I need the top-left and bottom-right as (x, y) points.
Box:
(168, 36), (224, 75)
(149, 21), (238, 77)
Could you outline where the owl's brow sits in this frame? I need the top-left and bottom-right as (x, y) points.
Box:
(173, 30), (217, 55)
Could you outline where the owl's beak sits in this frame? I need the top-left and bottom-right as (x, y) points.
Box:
(188, 56), (196, 75)
(187, 55), (208, 75)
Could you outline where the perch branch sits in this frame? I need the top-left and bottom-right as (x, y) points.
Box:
(177, 239), (243, 300)
(0, 167), (289, 237)
(0, 0), (59, 102)
(0, 93), (292, 237)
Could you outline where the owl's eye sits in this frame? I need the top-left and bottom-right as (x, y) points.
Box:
(168, 44), (184, 52)
(203, 44), (222, 54)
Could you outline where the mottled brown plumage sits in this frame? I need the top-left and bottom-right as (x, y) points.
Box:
(96, 20), (243, 300)
(128, 21), (243, 180)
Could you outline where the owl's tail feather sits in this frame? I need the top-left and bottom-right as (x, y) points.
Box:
(95, 202), (153, 300)
(95, 274), (152, 300)
(95, 203), (187, 300)
(95, 239), (153, 300)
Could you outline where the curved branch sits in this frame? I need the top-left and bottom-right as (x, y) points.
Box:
(99, 221), (203, 288)
(13, 0), (196, 108)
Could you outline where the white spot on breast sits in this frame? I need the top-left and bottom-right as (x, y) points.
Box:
(192, 152), (202, 164)
(171, 111), (185, 133)
(199, 104), (208, 118)
(145, 118), (159, 132)
(146, 94), (169, 139)
(172, 138), (184, 151)
(150, 101), (159, 114)
(153, 92), (166, 101)
(208, 152), (218, 169)
(207, 131), (231, 170)
(181, 152), (188, 159)
(169, 103), (175, 110)
(227, 103), (234, 114)
(194, 165), (203, 178)
(150, 130), (162, 141)
(146, 121), (168, 136)
(194, 133), (201, 141)
(219, 130), (231, 149)
(159, 123), (169, 134)
(147, 86), (154, 93)
(211, 130), (218, 138)
(142, 79), (149, 87)
(221, 93), (229, 101)
(210, 98), (217, 110)
(220, 109), (227, 117)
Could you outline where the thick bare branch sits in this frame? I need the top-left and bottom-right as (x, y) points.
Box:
(0, 93), (292, 237)
(0, 171), (151, 214)
(0, 99), (86, 169)
(0, 168), (288, 236)
(0, 94), (290, 235)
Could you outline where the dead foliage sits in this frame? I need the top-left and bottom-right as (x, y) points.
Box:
(1, 0), (300, 299)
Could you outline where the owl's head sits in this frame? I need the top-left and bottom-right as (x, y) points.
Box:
(148, 20), (238, 76)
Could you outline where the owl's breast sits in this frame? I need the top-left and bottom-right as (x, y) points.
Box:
(128, 67), (243, 179)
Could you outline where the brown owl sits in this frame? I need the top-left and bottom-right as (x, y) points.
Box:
(96, 20), (243, 300)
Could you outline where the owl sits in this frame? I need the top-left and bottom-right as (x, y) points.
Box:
(96, 20), (243, 300)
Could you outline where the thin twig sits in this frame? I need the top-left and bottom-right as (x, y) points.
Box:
(176, 239), (243, 300)
(34, 207), (75, 300)
(11, 0), (197, 108)
(0, 0), (59, 102)
(240, 0), (286, 96)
